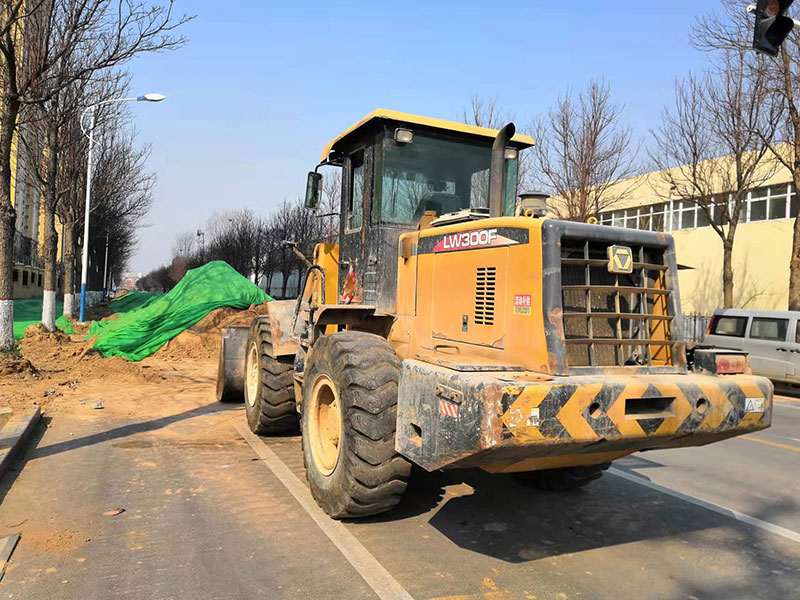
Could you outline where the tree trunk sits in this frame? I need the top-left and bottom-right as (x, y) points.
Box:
(0, 202), (14, 351)
(790, 173), (800, 310)
(41, 207), (58, 330)
(722, 238), (735, 308)
(63, 218), (76, 317)
(0, 102), (20, 351)
(41, 123), (59, 330)
(281, 270), (289, 299)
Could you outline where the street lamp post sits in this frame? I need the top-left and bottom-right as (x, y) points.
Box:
(103, 235), (109, 299)
(94, 233), (110, 300)
(78, 93), (165, 322)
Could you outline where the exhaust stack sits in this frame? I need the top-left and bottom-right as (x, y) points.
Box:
(488, 123), (515, 218)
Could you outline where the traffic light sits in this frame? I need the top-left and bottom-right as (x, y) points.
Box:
(752, 0), (795, 56)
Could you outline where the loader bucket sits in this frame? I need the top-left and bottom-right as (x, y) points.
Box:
(216, 326), (250, 402)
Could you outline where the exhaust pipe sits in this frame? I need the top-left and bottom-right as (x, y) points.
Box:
(489, 123), (515, 218)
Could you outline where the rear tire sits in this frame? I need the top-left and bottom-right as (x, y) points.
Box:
(516, 462), (611, 491)
(301, 331), (411, 518)
(244, 317), (298, 435)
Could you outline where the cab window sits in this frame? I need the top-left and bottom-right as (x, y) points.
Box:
(749, 317), (788, 341)
(346, 149), (365, 232)
(379, 132), (518, 225)
(711, 316), (747, 337)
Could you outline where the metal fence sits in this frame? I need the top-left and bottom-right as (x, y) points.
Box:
(681, 315), (712, 345)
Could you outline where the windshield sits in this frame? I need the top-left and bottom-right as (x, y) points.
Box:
(378, 132), (519, 225)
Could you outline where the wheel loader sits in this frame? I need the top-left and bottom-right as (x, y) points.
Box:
(217, 109), (773, 518)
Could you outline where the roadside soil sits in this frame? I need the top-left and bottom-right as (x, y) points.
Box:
(0, 302), (266, 417)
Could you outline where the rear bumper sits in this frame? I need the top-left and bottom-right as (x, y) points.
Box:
(395, 359), (773, 472)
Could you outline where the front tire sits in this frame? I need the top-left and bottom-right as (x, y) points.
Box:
(301, 331), (411, 518)
(244, 318), (297, 435)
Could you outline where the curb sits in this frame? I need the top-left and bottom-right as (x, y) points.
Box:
(0, 407), (41, 480)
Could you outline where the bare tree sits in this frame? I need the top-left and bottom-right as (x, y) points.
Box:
(651, 50), (781, 308)
(528, 80), (639, 221)
(460, 94), (533, 199)
(693, 0), (800, 308)
(0, 1), (191, 350)
(172, 231), (196, 259)
(21, 71), (128, 323)
(89, 124), (155, 294)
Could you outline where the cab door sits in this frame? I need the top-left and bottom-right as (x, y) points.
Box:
(745, 316), (791, 380)
(337, 146), (372, 304)
(784, 318), (800, 383)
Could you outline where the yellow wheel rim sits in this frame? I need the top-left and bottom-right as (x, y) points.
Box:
(308, 374), (342, 476)
(246, 342), (259, 408)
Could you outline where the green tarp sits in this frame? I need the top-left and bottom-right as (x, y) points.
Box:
(108, 290), (160, 314)
(88, 261), (271, 361)
(12, 298), (68, 340)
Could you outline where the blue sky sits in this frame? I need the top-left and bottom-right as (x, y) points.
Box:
(126, 0), (723, 273)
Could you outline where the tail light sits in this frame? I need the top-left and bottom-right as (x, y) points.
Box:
(693, 349), (748, 375)
(706, 315), (716, 337)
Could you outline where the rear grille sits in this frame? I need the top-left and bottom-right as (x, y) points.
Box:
(560, 238), (675, 367)
(474, 267), (496, 325)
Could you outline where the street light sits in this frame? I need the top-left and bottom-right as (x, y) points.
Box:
(95, 233), (110, 301)
(78, 93), (165, 322)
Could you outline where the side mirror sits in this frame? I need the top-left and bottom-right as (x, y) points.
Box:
(305, 172), (323, 210)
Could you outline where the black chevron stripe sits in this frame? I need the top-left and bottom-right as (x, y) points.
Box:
(721, 382), (746, 429)
(637, 417), (665, 435)
(677, 381), (708, 433)
(537, 385), (574, 440)
(583, 384), (622, 438)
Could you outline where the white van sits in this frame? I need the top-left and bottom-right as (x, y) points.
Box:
(702, 308), (800, 384)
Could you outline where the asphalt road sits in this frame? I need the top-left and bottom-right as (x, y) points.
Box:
(0, 380), (798, 600)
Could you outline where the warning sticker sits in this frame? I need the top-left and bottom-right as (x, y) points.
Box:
(514, 294), (531, 315)
(744, 397), (765, 413)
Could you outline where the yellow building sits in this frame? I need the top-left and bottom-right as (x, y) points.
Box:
(592, 160), (794, 316)
(11, 127), (64, 299)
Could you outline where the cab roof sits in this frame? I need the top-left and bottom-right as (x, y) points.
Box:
(320, 108), (536, 162)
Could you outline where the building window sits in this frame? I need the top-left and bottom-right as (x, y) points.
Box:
(38, 273), (42, 287)
(598, 182), (799, 232)
(768, 184), (789, 220)
(22, 270), (28, 286)
(12, 269), (18, 283)
(749, 189), (767, 222)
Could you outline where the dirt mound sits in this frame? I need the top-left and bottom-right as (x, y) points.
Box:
(153, 302), (272, 361)
(0, 355), (37, 377)
(71, 352), (162, 384)
(24, 323), (69, 344)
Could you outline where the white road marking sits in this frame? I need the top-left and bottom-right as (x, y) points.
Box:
(609, 467), (800, 545)
(235, 422), (414, 600)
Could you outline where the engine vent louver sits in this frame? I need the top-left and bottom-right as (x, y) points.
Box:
(474, 267), (496, 325)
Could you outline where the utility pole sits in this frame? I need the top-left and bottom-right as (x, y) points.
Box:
(78, 93), (165, 322)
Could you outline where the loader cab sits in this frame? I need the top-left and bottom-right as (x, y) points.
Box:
(310, 109), (534, 314)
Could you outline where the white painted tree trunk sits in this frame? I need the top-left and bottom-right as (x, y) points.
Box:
(63, 293), (74, 318)
(42, 290), (56, 331)
(0, 299), (12, 349)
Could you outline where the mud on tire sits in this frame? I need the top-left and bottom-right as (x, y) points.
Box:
(301, 331), (411, 518)
(244, 317), (298, 435)
(516, 462), (611, 491)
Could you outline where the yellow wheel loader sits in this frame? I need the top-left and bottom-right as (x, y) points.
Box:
(218, 109), (772, 518)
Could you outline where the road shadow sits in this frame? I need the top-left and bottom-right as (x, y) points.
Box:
(28, 402), (236, 461)
(348, 466), (452, 523)
(0, 415), (50, 505)
(774, 383), (800, 400)
(426, 467), (800, 570)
